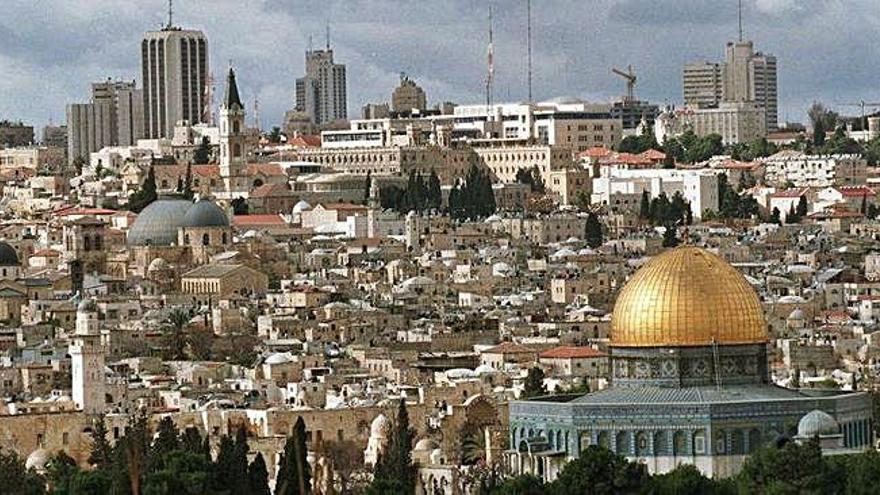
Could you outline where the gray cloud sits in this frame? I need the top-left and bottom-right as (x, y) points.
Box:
(0, 0), (877, 135)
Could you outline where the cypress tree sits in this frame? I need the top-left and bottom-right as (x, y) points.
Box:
(248, 452), (271, 495)
(151, 416), (179, 469)
(639, 191), (650, 219)
(662, 225), (680, 248)
(276, 417), (311, 495)
(370, 399), (416, 494)
(88, 414), (113, 470)
(129, 166), (158, 213)
(796, 195), (808, 217)
(212, 435), (237, 492)
(364, 170), (372, 204)
(584, 213), (603, 248)
(182, 163), (194, 200)
(427, 169), (442, 210)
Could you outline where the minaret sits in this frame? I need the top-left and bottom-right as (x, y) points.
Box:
(69, 298), (105, 415)
(219, 66), (247, 198)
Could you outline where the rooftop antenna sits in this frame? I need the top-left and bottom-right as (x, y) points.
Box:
(308, 34), (313, 53)
(486, 2), (494, 112)
(167, 0), (173, 29)
(326, 22), (330, 50)
(737, 0), (743, 42)
(527, 0), (532, 103)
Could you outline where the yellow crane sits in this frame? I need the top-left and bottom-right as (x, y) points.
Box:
(612, 65), (637, 104)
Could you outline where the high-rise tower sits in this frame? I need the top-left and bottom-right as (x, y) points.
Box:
(141, 11), (209, 139)
(295, 36), (347, 125)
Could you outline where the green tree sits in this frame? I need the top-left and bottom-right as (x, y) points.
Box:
(193, 136), (211, 165)
(523, 367), (547, 398)
(128, 166), (158, 213)
(370, 399), (416, 495)
(490, 474), (545, 494)
(646, 463), (732, 495)
(151, 417), (180, 468)
(449, 165), (496, 220)
(231, 197), (249, 215)
(828, 450), (880, 495)
(737, 439), (838, 494)
(427, 169), (442, 210)
(584, 213), (603, 248)
(88, 415), (113, 469)
(161, 307), (193, 361)
(662, 225), (680, 248)
(770, 207), (782, 225)
(46, 451), (79, 495)
(550, 445), (649, 495)
(0, 448), (46, 495)
(363, 170), (372, 205)
(796, 195), (808, 217)
(143, 450), (213, 495)
(276, 417), (311, 495)
(181, 163), (194, 200)
(268, 126), (282, 143)
(639, 190), (651, 220)
(247, 452), (271, 495)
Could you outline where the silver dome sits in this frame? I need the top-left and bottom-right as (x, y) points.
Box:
(182, 199), (229, 228)
(797, 409), (839, 438)
(127, 198), (193, 247)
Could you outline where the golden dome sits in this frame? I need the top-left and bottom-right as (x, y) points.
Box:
(611, 246), (767, 347)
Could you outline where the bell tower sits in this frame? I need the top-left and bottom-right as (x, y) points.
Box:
(219, 67), (247, 196)
(69, 298), (106, 415)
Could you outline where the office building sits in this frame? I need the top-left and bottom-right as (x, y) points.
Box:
(42, 125), (68, 149)
(391, 74), (427, 114)
(141, 26), (209, 138)
(66, 102), (112, 164)
(683, 41), (777, 132)
(92, 79), (144, 147)
(683, 62), (723, 109)
(295, 45), (347, 125)
(0, 121), (34, 147)
(655, 102), (766, 146)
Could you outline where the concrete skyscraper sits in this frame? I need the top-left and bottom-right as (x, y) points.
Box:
(141, 21), (209, 139)
(683, 41), (777, 132)
(92, 79), (144, 147)
(295, 41), (347, 125)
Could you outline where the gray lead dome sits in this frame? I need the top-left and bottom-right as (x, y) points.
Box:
(0, 241), (18, 265)
(182, 199), (229, 228)
(127, 198), (193, 247)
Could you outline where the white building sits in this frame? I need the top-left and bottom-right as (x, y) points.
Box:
(591, 168), (719, 219)
(761, 151), (867, 188)
(655, 102), (766, 145)
(69, 299), (105, 415)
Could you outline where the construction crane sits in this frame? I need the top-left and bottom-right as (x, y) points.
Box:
(612, 65), (637, 104)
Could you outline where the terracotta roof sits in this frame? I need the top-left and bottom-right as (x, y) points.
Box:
(578, 146), (613, 159)
(770, 187), (810, 199)
(250, 183), (294, 198)
(539, 346), (607, 359)
(289, 134), (321, 148)
(836, 186), (874, 197)
(53, 208), (117, 217)
(639, 149), (667, 161)
(247, 163), (286, 177)
(716, 159), (758, 170)
(232, 214), (287, 226)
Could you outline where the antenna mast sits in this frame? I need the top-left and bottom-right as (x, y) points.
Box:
(527, 0), (532, 103)
(253, 95), (262, 133)
(167, 0), (173, 29)
(486, 3), (494, 112)
(738, 0), (743, 42)
(326, 22), (330, 50)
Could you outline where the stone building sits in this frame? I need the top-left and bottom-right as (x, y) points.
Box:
(508, 246), (873, 481)
(180, 263), (268, 303)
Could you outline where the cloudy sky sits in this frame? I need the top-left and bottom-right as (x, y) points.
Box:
(2, 0), (879, 137)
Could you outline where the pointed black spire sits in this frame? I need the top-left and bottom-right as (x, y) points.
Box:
(224, 67), (243, 110)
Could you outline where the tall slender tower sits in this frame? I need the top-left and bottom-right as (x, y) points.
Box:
(219, 67), (247, 197)
(69, 298), (105, 415)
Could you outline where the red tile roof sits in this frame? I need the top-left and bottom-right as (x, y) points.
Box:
(53, 208), (117, 217)
(232, 214), (287, 226)
(247, 163), (286, 177)
(770, 187), (810, 199)
(539, 346), (607, 359)
(578, 146), (613, 159)
(836, 186), (874, 197)
(250, 183), (294, 198)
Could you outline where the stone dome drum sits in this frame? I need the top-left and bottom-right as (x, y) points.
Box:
(127, 197), (193, 247)
(182, 199), (229, 228)
(611, 246), (768, 348)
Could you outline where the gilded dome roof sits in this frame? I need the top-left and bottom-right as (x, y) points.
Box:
(611, 246), (767, 347)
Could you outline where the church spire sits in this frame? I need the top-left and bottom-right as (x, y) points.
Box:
(223, 66), (243, 110)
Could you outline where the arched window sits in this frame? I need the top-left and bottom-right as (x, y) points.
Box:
(222, 232), (228, 244)
(635, 431), (650, 457)
(202, 233), (210, 246)
(673, 431), (688, 456)
(615, 431), (629, 455)
(233, 120), (240, 134)
(83, 236), (91, 251)
(653, 431), (668, 456)
(233, 143), (242, 157)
